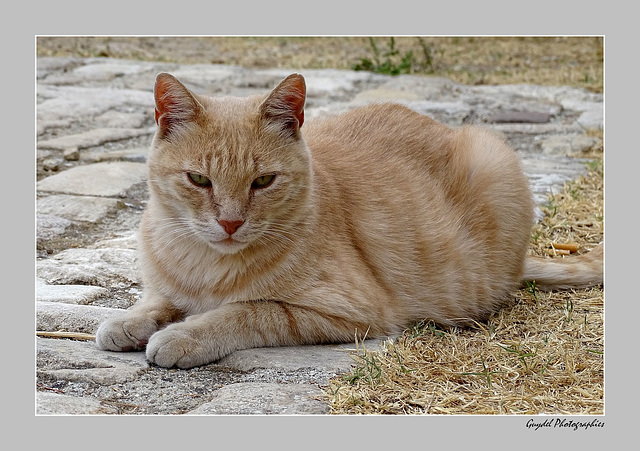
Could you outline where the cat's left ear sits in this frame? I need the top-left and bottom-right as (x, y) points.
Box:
(154, 73), (204, 139)
(260, 74), (306, 138)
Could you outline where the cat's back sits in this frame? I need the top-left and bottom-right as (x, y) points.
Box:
(303, 103), (454, 167)
(302, 102), (530, 208)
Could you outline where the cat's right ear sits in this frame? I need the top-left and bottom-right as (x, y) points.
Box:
(260, 74), (306, 139)
(154, 73), (203, 139)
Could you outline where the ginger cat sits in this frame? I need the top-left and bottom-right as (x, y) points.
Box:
(96, 73), (603, 368)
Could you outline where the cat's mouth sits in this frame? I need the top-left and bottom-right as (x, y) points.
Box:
(209, 236), (250, 254)
(221, 237), (240, 245)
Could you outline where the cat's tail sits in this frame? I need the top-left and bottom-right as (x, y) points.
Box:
(522, 243), (603, 290)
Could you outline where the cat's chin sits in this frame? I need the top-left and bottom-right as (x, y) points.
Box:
(207, 237), (251, 255)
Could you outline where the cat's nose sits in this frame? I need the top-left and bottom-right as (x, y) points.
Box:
(217, 219), (244, 236)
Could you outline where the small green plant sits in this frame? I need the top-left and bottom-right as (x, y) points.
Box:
(461, 357), (504, 389)
(499, 342), (539, 373)
(525, 280), (538, 301)
(342, 350), (383, 385)
(409, 319), (448, 338)
(352, 37), (437, 76)
(563, 299), (575, 323)
(586, 159), (603, 174)
(543, 198), (558, 218)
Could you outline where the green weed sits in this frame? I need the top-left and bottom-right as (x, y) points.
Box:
(352, 37), (438, 76)
(342, 351), (383, 385)
(525, 280), (539, 301)
(461, 357), (504, 389)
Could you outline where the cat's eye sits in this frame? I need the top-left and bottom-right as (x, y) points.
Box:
(251, 174), (276, 190)
(187, 172), (212, 187)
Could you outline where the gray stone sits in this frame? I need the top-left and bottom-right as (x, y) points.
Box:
(490, 123), (584, 135)
(376, 75), (463, 101)
(576, 105), (603, 130)
(37, 391), (117, 415)
(37, 280), (110, 305)
(94, 110), (148, 129)
(521, 155), (592, 211)
(407, 101), (472, 125)
(37, 301), (125, 333)
(42, 158), (61, 171)
(465, 85), (563, 119)
(187, 382), (329, 415)
(351, 88), (472, 124)
(37, 194), (124, 223)
(217, 339), (388, 375)
(82, 147), (150, 164)
(37, 85), (153, 123)
(37, 57), (86, 79)
(63, 148), (80, 161)
(71, 59), (156, 80)
(559, 97), (603, 130)
(538, 135), (600, 155)
(36, 214), (71, 242)
(352, 87), (423, 103)
(90, 232), (138, 250)
(37, 161), (147, 197)
(488, 111), (552, 124)
(37, 337), (148, 385)
(36, 247), (140, 287)
(37, 127), (153, 151)
(295, 69), (386, 100)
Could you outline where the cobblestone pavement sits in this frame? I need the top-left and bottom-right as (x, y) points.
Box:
(36, 57), (602, 415)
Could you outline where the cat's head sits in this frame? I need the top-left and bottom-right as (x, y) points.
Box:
(147, 73), (312, 255)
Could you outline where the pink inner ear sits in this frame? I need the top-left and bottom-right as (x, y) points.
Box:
(154, 74), (179, 118)
(261, 74), (307, 134)
(283, 75), (306, 127)
(153, 73), (199, 135)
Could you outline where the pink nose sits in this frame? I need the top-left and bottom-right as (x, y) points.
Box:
(217, 219), (244, 235)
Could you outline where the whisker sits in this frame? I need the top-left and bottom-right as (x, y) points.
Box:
(156, 227), (197, 254)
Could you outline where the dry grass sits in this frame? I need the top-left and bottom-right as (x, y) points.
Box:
(326, 146), (604, 415)
(36, 36), (603, 93)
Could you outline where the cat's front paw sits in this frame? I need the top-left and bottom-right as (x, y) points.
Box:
(146, 325), (222, 369)
(95, 315), (159, 352)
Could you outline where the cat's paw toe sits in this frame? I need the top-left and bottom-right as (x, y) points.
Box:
(95, 316), (158, 352)
(146, 327), (213, 369)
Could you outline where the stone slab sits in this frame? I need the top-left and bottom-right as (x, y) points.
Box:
(36, 214), (71, 242)
(37, 127), (153, 151)
(82, 147), (150, 164)
(94, 110), (148, 129)
(37, 194), (123, 223)
(37, 85), (153, 123)
(36, 161), (147, 197)
(217, 339), (388, 375)
(36, 247), (140, 287)
(37, 301), (125, 334)
(187, 382), (329, 415)
(352, 87), (424, 103)
(37, 391), (117, 415)
(538, 135), (600, 155)
(37, 337), (149, 385)
(37, 280), (110, 305)
(488, 111), (552, 123)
